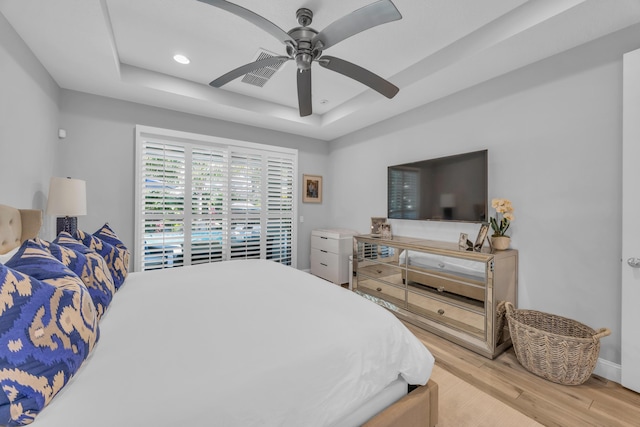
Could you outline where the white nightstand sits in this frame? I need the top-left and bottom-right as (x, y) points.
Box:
(310, 228), (358, 285)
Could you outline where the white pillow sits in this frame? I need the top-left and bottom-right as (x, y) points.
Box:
(0, 246), (19, 264)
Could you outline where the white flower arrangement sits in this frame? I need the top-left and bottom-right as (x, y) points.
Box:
(490, 198), (514, 237)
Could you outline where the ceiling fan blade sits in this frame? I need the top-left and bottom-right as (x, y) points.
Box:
(312, 0), (401, 50)
(209, 56), (290, 87)
(318, 56), (399, 99)
(297, 69), (312, 117)
(198, 0), (295, 45)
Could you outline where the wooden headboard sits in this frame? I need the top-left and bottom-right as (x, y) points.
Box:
(0, 204), (43, 255)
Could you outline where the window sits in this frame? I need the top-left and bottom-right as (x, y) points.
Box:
(135, 126), (297, 271)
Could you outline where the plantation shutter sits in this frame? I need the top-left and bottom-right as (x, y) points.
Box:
(135, 126), (297, 272)
(139, 141), (187, 270)
(229, 150), (262, 260)
(191, 146), (228, 265)
(266, 155), (295, 264)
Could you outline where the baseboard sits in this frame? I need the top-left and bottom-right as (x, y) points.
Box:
(594, 358), (621, 384)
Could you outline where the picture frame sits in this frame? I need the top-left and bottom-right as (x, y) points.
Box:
(302, 174), (322, 203)
(458, 232), (469, 250)
(474, 223), (490, 252)
(381, 223), (393, 240)
(370, 217), (387, 237)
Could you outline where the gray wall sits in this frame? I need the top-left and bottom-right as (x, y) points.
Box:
(56, 90), (330, 270)
(0, 12), (59, 238)
(328, 24), (640, 371)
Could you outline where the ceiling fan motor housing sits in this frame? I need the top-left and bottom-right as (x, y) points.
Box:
(287, 26), (320, 71)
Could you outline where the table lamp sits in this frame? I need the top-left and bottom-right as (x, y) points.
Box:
(46, 176), (87, 235)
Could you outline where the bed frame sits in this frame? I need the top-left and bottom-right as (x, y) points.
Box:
(0, 203), (42, 254)
(0, 203), (438, 427)
(364, 381), (438, 427)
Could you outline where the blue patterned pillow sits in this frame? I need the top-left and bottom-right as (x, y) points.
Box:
(41, 236), (115, 320)
(75, 230), (128, 289)
(0, 246), (99, 426)
(4, 241), (99, 345)
(93, 223), (130, 280)
(94, 223), (128, 251)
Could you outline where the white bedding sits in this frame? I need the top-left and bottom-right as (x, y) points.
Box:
(34, 259), (434, 427)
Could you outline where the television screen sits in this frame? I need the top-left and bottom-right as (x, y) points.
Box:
(387, 150), (487, 222)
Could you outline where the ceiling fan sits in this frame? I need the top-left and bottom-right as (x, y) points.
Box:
(198, 0), (402, 117)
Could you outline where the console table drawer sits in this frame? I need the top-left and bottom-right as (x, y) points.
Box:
(405, 269), (485, 301)
(359, 279), (406, 305)
(357, 261), (404, 287)
(407, 291), (485, 335)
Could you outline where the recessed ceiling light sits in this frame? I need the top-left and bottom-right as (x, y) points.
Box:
(319, 99), (329, 105)
(173, 54), (190, 65)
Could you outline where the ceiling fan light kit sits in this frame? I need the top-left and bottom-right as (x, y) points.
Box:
(198, 0), (402, 117)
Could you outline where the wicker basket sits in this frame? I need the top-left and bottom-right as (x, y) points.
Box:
(504, 302), (610, 385)
(495, 300), (508, 344)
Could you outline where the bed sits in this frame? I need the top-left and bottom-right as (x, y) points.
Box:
(0, 204), (438, 427)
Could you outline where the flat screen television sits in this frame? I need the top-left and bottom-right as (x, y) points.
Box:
(387, 149), (488, 222)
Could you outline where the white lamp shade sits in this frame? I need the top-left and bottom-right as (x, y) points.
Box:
(46, 177), (87, 216)
(440, 193), (456, 208)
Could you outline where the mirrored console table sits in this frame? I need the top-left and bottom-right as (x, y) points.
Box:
(353, 235), (518, 359)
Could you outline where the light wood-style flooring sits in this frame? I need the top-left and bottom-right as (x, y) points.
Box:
(430, 363), (542, 426)
(403, 322), (640, 427)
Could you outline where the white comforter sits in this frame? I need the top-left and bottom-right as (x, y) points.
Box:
(34, 260), (434, 427)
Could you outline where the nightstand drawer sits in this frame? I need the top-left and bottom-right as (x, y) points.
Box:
(311, 247), (339, 267)
(407, 291), (485, 335)
(311, 248), (340, 283)
(311, 235), (341, 253)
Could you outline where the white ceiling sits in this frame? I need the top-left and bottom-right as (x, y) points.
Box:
(2, 0), (640, 141)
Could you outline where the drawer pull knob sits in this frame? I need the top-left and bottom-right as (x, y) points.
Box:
(437, 286), (444, 293)
(376, 287), (382, 292)
(437, 309), (445, 315)
(376, 269), (382, 274)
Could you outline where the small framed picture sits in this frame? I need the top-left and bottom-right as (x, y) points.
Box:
(474, 223), (490, 252)
(302, 174), (322, 203)
(381, 223), (393, 240)
(370, 217), (387, 237)
(458, 233), (468, 250)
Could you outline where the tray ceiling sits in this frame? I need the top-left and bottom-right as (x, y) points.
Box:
(2, 0), (640, 140)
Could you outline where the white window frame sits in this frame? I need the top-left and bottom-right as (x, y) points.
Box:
(134, 125), (298, 272)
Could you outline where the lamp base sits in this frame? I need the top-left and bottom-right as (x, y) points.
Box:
(56, 216), (78, 236)
(443, 207), (453, 220)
